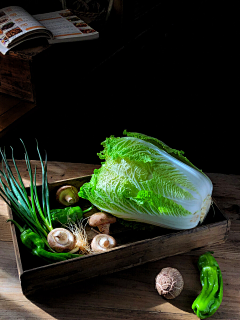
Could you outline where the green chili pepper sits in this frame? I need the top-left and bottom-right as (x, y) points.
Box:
(50, 205), (92, 227)
(8, 219), (81, 263)
(192, 251), (223, 319)
(20, 228), (45, 250)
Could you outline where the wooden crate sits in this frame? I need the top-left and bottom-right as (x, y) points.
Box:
(8, 175), (231, 297)
(0, 41), (50, 102)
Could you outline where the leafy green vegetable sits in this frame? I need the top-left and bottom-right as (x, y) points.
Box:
(79, 131), (213, 230)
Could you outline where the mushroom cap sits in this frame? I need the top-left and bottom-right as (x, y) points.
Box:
(56, 185), (79, 206)
(88, 212), (116, 227)
(91, 234), (116, 252)
(47, 228), (76, 253)
(155, 267), (184, 299)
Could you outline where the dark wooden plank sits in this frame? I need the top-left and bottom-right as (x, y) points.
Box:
(0, 99), (36, 138)
(0, 93), (21, 115)
(0, 53), (35, 101)
(0, 42), (49, 101)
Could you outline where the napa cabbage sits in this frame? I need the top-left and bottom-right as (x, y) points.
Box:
(79, 131), (213, 230)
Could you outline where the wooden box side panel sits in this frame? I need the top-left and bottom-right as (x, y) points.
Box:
(21, 219), (230, 296)
(48, 175), (92, 193)
(0, 54), (35, 102)
(7, 206), (24, 277)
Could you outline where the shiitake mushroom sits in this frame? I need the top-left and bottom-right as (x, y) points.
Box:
(88, 212), (116, 234)
(47, 228), (76, 253)
(155, 267), (184, 299)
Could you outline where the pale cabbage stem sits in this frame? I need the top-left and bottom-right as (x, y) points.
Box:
(200, 195), (212, 223)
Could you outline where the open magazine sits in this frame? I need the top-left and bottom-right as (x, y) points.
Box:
(0, 6), (99, 55)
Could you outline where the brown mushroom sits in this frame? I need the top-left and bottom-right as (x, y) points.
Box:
(155, 267), (184, 299)
(91, 234), (116, 252)
(47, 228), (76, 253)
(56, 185), (79, 206)
(88, 212), (116, 234)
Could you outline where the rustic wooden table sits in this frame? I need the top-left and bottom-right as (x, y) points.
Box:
(0, 160), (239, 319)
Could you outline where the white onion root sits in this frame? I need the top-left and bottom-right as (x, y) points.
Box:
(66, 218), (92, 254)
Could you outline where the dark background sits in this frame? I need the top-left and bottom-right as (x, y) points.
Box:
(1, 0), (239, 174)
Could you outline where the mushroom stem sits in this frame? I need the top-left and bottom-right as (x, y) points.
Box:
(88, 212), (116, 235)
(54, 230), (68, 244)
(91, 234), (116, 252)
(56, 185), (79, 206)
(100, 239), (110, 248)
(65, 194), (73, 204)
(98, 223), (110, 234)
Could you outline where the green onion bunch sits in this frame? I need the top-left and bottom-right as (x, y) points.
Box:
(0, 140), (53, 245)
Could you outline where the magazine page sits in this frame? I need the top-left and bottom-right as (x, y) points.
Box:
(33, 9), (99, 44)
(0, 6), (51, 54)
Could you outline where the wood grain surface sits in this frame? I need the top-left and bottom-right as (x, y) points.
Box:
(0, 43), (49, 101)
(0, 161), (239, 320)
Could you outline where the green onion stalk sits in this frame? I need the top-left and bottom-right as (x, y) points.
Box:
(0, 140), (81, 263)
